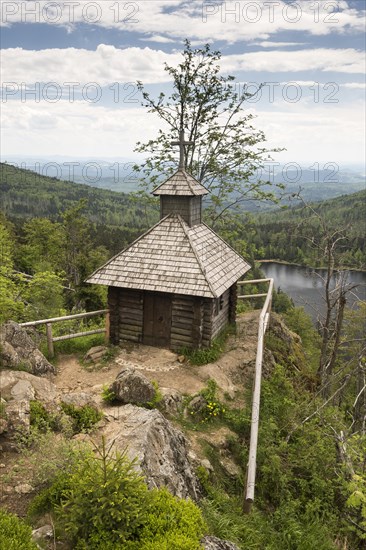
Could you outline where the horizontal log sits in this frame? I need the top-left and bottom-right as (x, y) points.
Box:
(171, 327), (193, 337)
(120, 325), (142, 334)
(20, 309), (109, 327)
(171, 336), (193, 346)
(171, 320), (195, 331)
(119, 310), (143, 321)
(53, 329), (106, 342)
(120, 334), (139, 343)
(172, 311), (194, 320)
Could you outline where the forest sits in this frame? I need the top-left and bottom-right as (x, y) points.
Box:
(1, 164), (366, 549)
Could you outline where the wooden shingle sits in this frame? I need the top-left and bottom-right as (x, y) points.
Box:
(152, 169), (209, 196)
(87, 214), (250, 298)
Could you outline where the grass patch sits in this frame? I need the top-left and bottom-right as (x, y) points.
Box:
(182, 325), (235, 366)
(41, 333), (107, 359)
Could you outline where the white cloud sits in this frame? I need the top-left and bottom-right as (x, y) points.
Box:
(221, 48), (364, 74)
(1, 46), (364, 92)
(1, 1), (365, 43)
(342, 82), (366, 89)
(250, 41), (307, 48)
(140, 35), (177, 44)
(1, 92), (364, 164)
(0, 45), (181, 86)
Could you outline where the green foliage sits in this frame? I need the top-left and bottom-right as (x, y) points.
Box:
(46, 333), (106, 358)
(345, 474), (366, 540)
(131, 488), (206, 550)
(145, 380), (163, 409)
(0, 509), (38, 550)
(101, 384), (117, 404)
(29, 400), (56, 432)
(53, 440), (148, 546)
(197, 352), (366, 549)
(0, 400), (6, 418)
(29, 438), (206, 549)
(135, 40), (283, 226)
(60, 402), (103, 433)
(24, 270), (65, 319)
(187, 379), (226, 425)
(252, 190), (366, 268)
(183, 327), (234, 366)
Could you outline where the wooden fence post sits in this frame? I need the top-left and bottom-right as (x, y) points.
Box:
(46, 323), (54, 358)
(105, 312), (110, 341)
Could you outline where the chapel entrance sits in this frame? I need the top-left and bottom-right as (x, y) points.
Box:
(143, 292), (172, 347)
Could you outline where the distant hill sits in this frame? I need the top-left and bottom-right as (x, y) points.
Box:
(250, 190), (366, 268)
(2, 159), (365, 204)
(0, 162), (156, 223)
(0, 162), (158, 253)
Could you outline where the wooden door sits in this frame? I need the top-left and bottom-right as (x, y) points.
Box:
(143, 292), (172, 347)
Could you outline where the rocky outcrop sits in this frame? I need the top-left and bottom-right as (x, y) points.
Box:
(103, 404), (201, 501)
(110, 367), (156, 406)
(0, 370), (57, 447)
(0, 321), (55, 376)
(202, 536), (241, 550)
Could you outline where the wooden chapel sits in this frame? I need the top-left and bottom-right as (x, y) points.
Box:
(87, 131), (251, 349)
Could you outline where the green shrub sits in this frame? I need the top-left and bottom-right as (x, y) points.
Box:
(146, 380), (163, 410)
(28, 439), (207, 549)
(29, 400), (57, 432)
(182, 327), (235, 366)
(54, 439), (149, 547)
(138, 488), (206, 546)
(188, 379), (226, 424)
(60, 402), (103, 433)
(0, 509), (38, 550)
(0, 400), (7, 418)
(101, 384), (116, 404)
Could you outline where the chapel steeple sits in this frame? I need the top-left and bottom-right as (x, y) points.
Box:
(152, 128), (208, 226)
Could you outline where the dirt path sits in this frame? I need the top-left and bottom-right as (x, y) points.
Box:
(55, 310), (261, 403)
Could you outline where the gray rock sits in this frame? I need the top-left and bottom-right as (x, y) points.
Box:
(110, 367), (156, 406)
(0, 371), (57, 444)
(15, 483), (34, 494)
(0, 370), (57, 402)
(202, 536), (241, 550)
(32, 524), (53, 543)
(188, 394), (207, 414)
(11, 380), (35, 401)
(83, 345), (108, 363)
(62, 392), (97, 408)
(160, 388), (183, 416)
(0, 321), (55, 376)
(6, 398), (30, 436)
(104, 404), (201, 501)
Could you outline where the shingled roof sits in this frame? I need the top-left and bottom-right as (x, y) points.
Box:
(87, 214), (250, 298)
(152, 169), (209, 196)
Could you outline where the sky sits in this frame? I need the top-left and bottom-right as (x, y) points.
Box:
(1, 0), (365, 176)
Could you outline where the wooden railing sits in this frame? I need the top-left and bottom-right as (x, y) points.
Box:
(20, 309), (109, 358)
(237, 278), (274, 513)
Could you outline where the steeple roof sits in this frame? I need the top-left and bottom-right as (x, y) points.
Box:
(87, 213), (250, 298)
(152, 169), (209, 197)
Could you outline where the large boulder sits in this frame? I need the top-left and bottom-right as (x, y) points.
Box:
(103, 404), (201, 501)
(0, 321), (55, 376)
(110, 367), (156, 406)
(0, 370), (57, 446)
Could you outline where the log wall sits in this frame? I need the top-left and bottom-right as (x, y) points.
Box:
(170, 294), (195, 349)
(108, 285), (236, 349)
(119, 289), (144, 343)
(211, 288), (230, 340)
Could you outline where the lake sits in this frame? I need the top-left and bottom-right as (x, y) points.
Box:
(260, 262), (366, 322)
